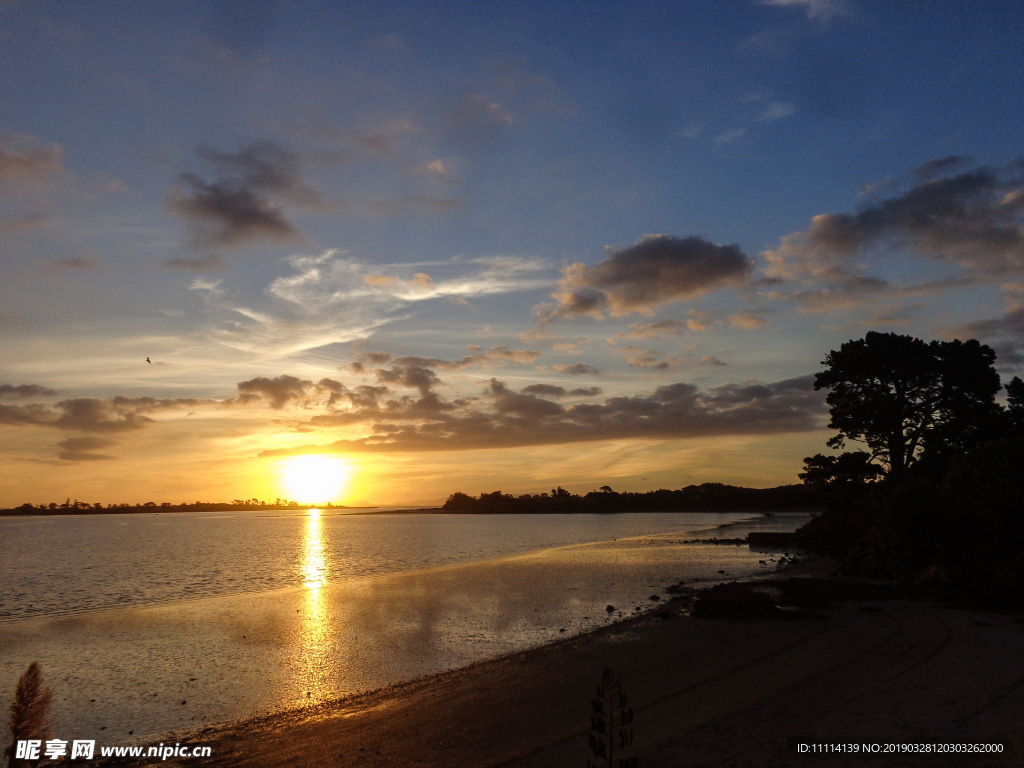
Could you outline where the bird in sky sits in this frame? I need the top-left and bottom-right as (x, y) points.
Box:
(146, 357), (152, 364)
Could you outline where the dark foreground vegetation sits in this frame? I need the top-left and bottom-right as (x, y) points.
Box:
(0, 498), (362, 515)
(794, 332), (1024, 611)
(443, 482), (824, 514)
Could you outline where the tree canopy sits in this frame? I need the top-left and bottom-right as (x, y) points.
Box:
(813, 332), (1002, 477)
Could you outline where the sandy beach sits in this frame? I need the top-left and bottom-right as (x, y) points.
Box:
(111, 571), (1023, 768)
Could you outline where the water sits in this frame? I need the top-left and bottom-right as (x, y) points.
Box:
(3, 509), (774, 622)
(0, 510), (808, 741)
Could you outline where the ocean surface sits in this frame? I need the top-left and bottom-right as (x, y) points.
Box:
(0, 509), (809, 741)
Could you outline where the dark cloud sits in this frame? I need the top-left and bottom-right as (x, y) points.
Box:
(552, 362), (601, 376)
(169, 173), (298, 248)
(765, 161), (1024, 289)
(698, 356), (728, 367)
(0, 396), (208, 432)
(539, 235), (753, 320)
(260, 374), (826, 455)
(228, 375), (337, 409)
(912, 156), (970, 183)
(349, 347), (541, 374)
(57, 436), (118, 462)
(949, 306), (1024, 366)
(168, 142), (323, 250)
(486, 379), (564, 418)
(375, 365), (441, 397)
(568, 386), (603, 397)
(520, 384), (566, 397)
(0, 384), (57, 399)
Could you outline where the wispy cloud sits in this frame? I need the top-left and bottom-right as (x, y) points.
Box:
(187, 250), (554, 358)
(762, 0), (853, 21)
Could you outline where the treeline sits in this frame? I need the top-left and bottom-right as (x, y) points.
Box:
(1, 498), (354, 516)
(443, 482), (824, 514)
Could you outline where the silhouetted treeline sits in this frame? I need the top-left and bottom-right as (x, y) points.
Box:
(0, 498), (358, 516)
(443, 483), (824, 514)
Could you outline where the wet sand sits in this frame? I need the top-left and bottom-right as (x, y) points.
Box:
(124, 576), (1024, 768)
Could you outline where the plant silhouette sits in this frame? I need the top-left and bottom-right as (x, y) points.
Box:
(587, 666), (637, 768)
(5, 661), (52, 768)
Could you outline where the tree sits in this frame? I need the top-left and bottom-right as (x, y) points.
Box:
(1006, 376), (1024, 435)
(799, 452), (884, 485)
(814, 332), (1001, 477)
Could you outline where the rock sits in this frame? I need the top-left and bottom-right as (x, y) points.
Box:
(692, 582), (785, 620)
(605, 605), (615, 612)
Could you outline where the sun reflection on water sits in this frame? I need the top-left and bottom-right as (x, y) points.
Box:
(301, 510), (328, 588)
(296, 509), (332, 704)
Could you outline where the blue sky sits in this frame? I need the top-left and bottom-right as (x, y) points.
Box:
(1, 0), (1022, 505)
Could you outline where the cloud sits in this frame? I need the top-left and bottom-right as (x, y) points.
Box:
(168, 141), (325, 250)
(619, 347), (682, 371)
(609, 318), (687, 341)
(520, 384), (603, 398)
(0, 396), (210, 432)
(51, 258), (96, 270)
(0, 384), (57, 399)
(912, 156), (970, 183)
(763, 0), (852, 21)
(1, 213), (54, 234)
(167, 254), (225, 270)
(756, 101), (796, 122)
(169, 174), (298, 248)
(697, 355), (728, 367)
(714, 129), (746, 145)
(552, 362), (601, 376)
(348, 346), (542, 375)
(272, 251), (551, 306)
(538, 235), (754, 320)
(190, 251), (552, 359)
(608, 312), (721, 341)
(57, 436), (118, 462)
(729, 313), (770, 329)
(949, 306), (1024, 366)
(0, 136), (63, 184)
(260, 374), (826, 455)
(227, 375), (334, 409)
(445, 93), (513, 147)
(763, 161), (1024, 292)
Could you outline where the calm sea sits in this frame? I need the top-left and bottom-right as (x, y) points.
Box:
(2, 509), (786, 622)
(0, 510), (808, 740)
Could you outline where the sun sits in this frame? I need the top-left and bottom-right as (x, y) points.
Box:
(279, 455), (351, 504)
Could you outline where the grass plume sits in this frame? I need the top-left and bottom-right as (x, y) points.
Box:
(4, 662), (52, 768)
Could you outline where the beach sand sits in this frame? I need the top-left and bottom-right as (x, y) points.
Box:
(126, 574), (1023, 768)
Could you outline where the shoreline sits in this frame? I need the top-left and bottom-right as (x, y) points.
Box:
(106, 553), (1024, 767)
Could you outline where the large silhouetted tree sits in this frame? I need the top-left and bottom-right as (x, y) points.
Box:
(814, 332), (1002, 477)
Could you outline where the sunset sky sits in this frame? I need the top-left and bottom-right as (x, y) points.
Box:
(1, 0), (1022, 506)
